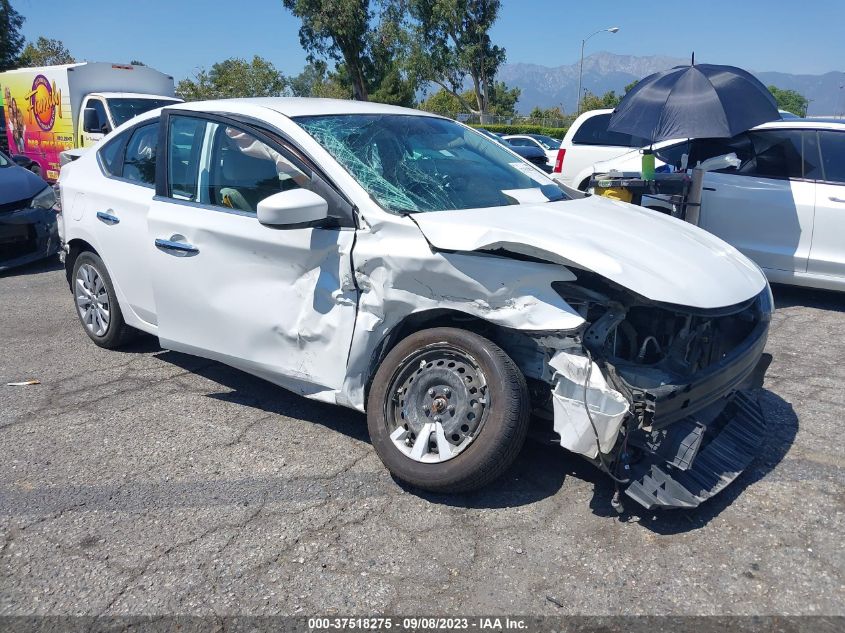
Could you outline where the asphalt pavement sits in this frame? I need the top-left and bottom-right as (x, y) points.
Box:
(0, 258), (843, 616)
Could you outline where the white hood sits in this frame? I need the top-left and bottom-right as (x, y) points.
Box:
(411, 196), (766, 309)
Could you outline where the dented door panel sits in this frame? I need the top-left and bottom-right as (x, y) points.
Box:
(148, 198), (358, 402)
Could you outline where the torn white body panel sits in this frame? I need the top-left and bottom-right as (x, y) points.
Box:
(549, 349), (629, 458)
(338, 216), (587, 410)
(411, 196), (767, 310)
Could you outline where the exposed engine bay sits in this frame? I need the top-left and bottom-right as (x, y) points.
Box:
(507, 268), (773, 510)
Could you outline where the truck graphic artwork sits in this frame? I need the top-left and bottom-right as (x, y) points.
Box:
(28, 75), (62, 132)
(0, 62), (179, 181)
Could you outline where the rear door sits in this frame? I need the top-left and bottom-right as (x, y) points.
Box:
(698, 129), (817, 273)
(146, 111), (359, 396)
(809, 130), (845, 278)
(84, 120), (160, 326)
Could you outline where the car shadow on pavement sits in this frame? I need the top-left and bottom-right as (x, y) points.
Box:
(0, 256), (63, 278)
(153, 345), (570, 507)
(150, 344), (798, 523)
(772, 283), (845, 311)
(591, 388), (799, 534)
(152, 346), (370, 443)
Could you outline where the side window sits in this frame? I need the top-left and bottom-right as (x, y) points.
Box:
(202, 125), (308, 214)
(507, 138), (532, 147)
(818, 131), (845, 184)
(83, 99), (109, 133)
(167, 116), (208, 201)
(122, 124), (158, 186)
(745, 130), (806, 180)
(98, 132), (129, 176)
(688, 135), (754, 172)
(572, 113), (649, 148)
(654, 142), (689, 170)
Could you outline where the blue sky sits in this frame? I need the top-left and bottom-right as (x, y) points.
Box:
(11, 0), (845, 82)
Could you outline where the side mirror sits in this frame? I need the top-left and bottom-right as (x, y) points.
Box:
(83, 108), (99, 132)
(257, 188), (329, 227)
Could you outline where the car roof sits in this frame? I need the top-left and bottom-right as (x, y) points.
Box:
(164, 97), (440, 119)
(756, 118), (845, 131)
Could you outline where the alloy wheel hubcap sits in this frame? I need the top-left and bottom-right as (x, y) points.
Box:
(386, 345), (489, 463)
(75, 263), (110, 337)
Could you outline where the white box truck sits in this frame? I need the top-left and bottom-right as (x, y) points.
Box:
(1, 62), (181, 181)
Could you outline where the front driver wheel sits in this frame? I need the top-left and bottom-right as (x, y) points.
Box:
(72, 251), (135, 349)
(367, 327), (530, 493)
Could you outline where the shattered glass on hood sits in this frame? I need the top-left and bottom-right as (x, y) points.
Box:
(295, 114), (565, 214)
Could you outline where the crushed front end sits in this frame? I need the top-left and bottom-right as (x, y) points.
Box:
(529, 272), (773, 510)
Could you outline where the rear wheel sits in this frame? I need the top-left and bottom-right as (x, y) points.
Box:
(367, 327), (530, 493)
(30, 163), (42, 178)
(72, 251), (135, 349)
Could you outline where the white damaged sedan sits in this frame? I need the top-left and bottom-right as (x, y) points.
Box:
(58, 98), (773, 510)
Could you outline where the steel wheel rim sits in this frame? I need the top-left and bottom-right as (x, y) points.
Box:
(75, 263), (110, 337)
(385, 344), (489, 464)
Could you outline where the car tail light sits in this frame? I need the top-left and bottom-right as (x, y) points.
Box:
(553, 148), (566, 173)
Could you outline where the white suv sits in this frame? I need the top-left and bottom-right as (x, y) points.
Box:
(553, 109), (651, 190)
(593, 119), (845, 292)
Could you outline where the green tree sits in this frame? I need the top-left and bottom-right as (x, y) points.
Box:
(282, 0), (372, 101)
(408, 0), (506, 121)
(130, 60), (146, 66)
(176, 56), (287, 101)
(0, 0), (25, 71)
(288, 61), (330, 96)
(623, 79), (639, 94)
(282, 0), (417, 104)
(420, 81), (519, 118)
(768, 85), (808, 117)
(529, 106), (566, 120)
(580, 89), (621, 112)
(418, 87), (463, 116)
(486, 81), (519, 116)
(18, 36), (75, 66)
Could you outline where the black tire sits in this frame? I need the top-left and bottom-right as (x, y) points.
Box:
(367, 327), (530, 493)
(577, 177), (591, 192)
(30, 163), (41, 178)
(72, 251), (135, 349)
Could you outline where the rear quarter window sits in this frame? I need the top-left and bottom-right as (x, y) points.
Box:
(572, 113), (650, 148)
(98, 133), (128, 176)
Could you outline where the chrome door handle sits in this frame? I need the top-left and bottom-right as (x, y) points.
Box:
(154, 238), (199, 254)
(829, 196), (845, 204)
(96, 211), (120, 225)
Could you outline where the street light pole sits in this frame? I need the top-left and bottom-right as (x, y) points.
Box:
(577, 26), (620, 116)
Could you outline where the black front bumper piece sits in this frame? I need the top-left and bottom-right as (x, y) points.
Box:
(624, 390), (766, 510)
(0, 206), (59, 272)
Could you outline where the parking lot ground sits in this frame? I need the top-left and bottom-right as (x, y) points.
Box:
(0, 258), (843, 616)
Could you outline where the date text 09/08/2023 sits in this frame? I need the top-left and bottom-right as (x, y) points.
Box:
(308, 616), (529, 630)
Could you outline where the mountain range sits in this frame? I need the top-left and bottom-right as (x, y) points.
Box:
(498, 52), (845, 116)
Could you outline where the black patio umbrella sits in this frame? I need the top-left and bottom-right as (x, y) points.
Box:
(608, 63), (780, 143)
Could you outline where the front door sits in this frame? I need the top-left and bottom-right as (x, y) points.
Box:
(79, 97), (110, 147)
(147, 113), (358, 398)
(698, 129), (817, 273)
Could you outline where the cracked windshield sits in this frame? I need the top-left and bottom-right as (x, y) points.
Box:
(295, 114), (567, 213)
